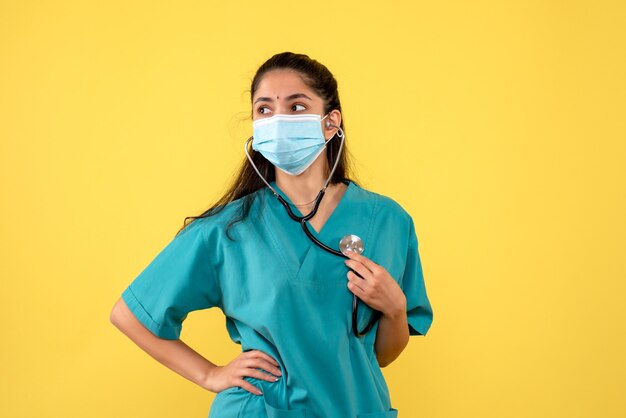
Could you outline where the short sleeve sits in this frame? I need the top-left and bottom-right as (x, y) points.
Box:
(401, 217), (434, 336)
(121, 219), (221, 340)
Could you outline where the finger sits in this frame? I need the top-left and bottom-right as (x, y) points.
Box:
(247, 350), (280, 367)
(347, 270), (368, 290)
(345, 261), (372, 280)
(346, 251), (380, 273)
(347, 280), (366, 297)
(247, 367), (281, 382)
(238, 380), (263, 396)
(243, 358), (282, 377)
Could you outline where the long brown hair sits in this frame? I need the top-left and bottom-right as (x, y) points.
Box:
(177, 52), (357, 240)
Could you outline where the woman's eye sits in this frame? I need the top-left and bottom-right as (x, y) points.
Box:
(292, 104), (306, 112)
(258, 106), (270, 114)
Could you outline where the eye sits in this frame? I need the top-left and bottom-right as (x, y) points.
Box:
(257, 106), (271, 115)
(291, 103), (306, 112)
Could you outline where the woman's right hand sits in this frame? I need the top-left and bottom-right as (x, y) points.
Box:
(204, 350), (282, 395)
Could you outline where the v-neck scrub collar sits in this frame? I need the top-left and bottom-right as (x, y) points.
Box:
(266, 180), (354, 238)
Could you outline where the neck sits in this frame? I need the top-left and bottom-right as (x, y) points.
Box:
(274, 155), (332, 205)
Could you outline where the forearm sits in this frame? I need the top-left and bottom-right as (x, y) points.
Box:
(110, 298), (217, 391)
(374, 308), (410, 367)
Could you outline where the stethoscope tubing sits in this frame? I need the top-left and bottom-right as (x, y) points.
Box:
(275, 193), (382, 337)
(245, 121), (381, 337)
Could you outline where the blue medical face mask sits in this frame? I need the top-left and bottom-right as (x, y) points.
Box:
(252, 113), (332, 176)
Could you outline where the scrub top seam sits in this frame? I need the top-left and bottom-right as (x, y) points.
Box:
(363, 193), (380, 261)
(199, 219), (225, 311)
(125, 286), (160, 328)
(399, 217), (414, 290)
(259, 192), (296, 279)
(122, 285), (175, 339)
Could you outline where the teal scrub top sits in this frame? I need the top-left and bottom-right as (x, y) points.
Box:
(121, 180), (433, 418)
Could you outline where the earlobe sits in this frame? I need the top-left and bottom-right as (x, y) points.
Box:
(325, 127), (339, 141)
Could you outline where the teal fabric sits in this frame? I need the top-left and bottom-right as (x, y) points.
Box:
(121, 180), (433, 418)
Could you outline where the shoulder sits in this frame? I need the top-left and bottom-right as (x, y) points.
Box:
(176, 188), (266, 239)
(350, 181), (413, 227)
(350, 182), (420, 255)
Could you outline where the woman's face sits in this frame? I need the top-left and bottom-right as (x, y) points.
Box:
(252, 69), (341, 140)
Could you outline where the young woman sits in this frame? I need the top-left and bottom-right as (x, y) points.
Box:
(110, 52), (433, 418)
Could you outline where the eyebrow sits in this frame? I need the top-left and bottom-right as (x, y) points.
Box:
(253, 93), (313, 104)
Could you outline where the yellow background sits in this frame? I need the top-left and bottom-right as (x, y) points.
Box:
(1, 1), (624, 417)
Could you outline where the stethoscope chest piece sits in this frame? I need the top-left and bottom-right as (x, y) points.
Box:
(339, 234), (364, 256)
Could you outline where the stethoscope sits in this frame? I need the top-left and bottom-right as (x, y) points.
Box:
(244, 120), (381, 338)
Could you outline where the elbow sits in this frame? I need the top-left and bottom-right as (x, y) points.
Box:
(378, 352), (404, 368)
(375, 352), (394, 368)
(377, 357), (393, 368)
(109, 298), (127, 329)
(375, 340), (409, 368)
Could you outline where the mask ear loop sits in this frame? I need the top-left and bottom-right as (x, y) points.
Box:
(321, 122), (345, 191)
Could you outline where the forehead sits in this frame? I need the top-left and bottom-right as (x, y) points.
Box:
(253, 69), (318, 99)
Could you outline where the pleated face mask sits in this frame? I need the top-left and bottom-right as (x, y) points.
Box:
(252, 113), (331, 176)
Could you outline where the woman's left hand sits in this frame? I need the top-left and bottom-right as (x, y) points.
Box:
(344, 252), (407, 318)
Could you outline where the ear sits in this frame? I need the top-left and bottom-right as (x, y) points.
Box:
(323, 109), (342, 140)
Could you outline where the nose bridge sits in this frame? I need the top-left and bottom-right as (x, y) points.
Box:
(274, 106), (288, 115)
(274, 99), (291, 115)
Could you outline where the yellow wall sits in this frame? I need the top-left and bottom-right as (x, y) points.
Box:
(1, 1), (624, 417)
